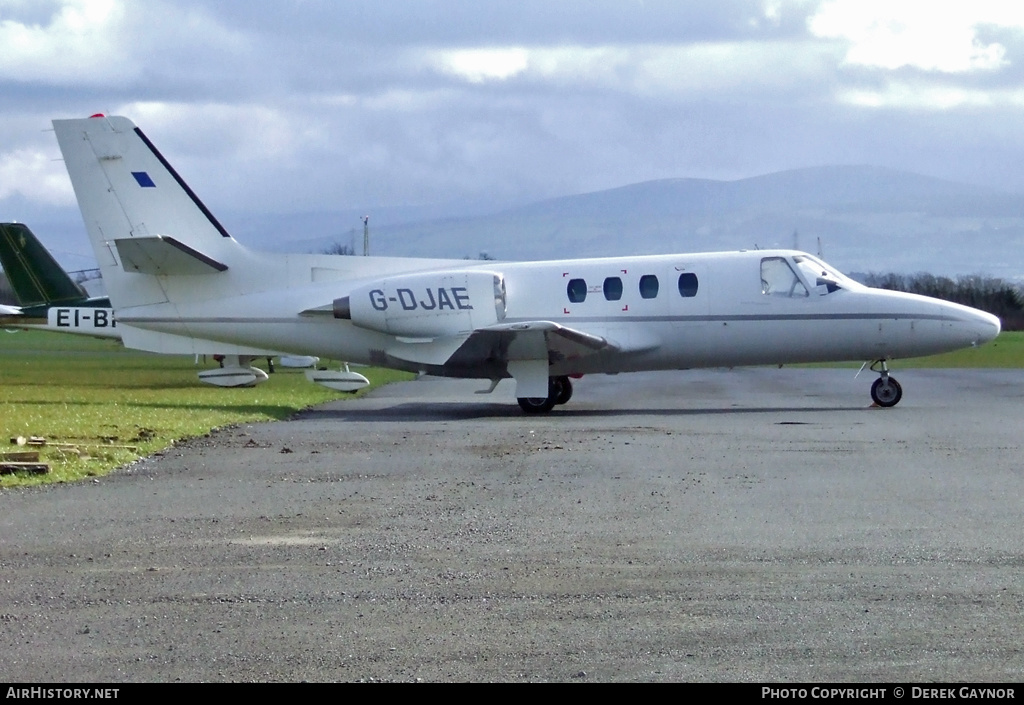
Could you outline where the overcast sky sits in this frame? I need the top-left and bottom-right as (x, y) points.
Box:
(4, 0), (1024, 247)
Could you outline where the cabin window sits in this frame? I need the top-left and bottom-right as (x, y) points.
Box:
(677, 272), (699, 298)
(760, 257), (808, 297)
(567, 278), (587, 303)
(639, 275), (659, 299)
(603, 277), (623, 301)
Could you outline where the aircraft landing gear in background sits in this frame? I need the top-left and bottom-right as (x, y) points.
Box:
(517, 376), (573, 414)
(869, 359), (903, 407)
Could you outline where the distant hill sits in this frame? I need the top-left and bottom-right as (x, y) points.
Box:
(8, 166), (1024, 280)
(244, 165), (1024, 279)
(504, 166), (1024, 219)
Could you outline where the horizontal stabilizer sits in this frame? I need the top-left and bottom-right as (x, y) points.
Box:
(115, 236), (228, 275)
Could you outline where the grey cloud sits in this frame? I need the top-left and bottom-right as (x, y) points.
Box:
(4, 0), (1024, 245)
(197, 0), (802, 45)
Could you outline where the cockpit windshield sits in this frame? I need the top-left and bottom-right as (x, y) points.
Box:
(761, 254), (861, 297)
(792, 254), (855, 294)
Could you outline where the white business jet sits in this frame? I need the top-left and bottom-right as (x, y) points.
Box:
(51, 115), (1000, 413)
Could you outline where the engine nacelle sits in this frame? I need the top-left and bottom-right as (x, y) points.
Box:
(335, 270), (506, 338)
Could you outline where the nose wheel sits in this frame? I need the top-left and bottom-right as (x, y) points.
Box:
(869, 360), (903, 407)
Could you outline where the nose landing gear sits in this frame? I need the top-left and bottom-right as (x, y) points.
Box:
(869, 359), (903, 407)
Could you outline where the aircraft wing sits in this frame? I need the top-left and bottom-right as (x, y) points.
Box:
(474, 320), (609, 354)
(0, 304), (22, 316)
(383, 320), (613, 369)
(384, 319), (660, 373)
(444, 321), (617, 370)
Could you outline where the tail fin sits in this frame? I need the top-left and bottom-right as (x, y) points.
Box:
(0, 223), (88, 307)
(51, 115), (239, 308)
(51, 115), (281, 356)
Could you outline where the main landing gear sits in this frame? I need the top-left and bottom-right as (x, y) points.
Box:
(869, 359), (903, 408)
(517, 375), (573, 414)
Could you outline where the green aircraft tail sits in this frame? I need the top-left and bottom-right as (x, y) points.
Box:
(0, 223), (88, 307)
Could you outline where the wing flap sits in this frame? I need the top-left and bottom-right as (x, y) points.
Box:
(442, 320), (626, 374)
(478, 320), (609, 352)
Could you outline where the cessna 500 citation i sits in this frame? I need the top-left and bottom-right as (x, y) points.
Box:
(51, 115), (1000, 413)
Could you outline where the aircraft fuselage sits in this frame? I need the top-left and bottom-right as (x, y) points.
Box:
(113, 248), (1000, 379)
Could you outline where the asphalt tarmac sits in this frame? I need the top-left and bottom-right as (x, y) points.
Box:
(1, 368), (1022, 682)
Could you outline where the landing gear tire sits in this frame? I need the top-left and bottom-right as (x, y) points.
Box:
(518, 394), (556, 414)
(553, 376), (573, 405)
(871, 376), (903, 407)
(517, 377), (567, 414)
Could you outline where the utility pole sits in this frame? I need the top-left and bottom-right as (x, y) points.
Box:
(362, 215), (369, 256)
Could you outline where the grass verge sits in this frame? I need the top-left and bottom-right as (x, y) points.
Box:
(0, 330), (411, 487)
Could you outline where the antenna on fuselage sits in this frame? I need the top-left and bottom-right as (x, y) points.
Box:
(362, 215), (369, 256)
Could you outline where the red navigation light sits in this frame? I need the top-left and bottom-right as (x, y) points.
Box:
(89, 113), (105, 118)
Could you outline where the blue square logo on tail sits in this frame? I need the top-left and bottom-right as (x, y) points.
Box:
(132, 171), (156, 188)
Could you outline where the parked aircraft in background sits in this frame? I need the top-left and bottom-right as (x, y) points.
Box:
(0, 221), (365, 390)
(51, 115), (1000, 412)
(0, 221), (120, 339)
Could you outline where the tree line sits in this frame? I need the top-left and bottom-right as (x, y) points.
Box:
(859, 272), (1024, 331)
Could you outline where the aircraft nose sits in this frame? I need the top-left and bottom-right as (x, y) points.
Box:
(948, 303), (1001, 347)
(976, 309), (1002, 345)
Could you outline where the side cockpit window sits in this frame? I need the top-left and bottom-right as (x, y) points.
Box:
(760, 257), (808, 297)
